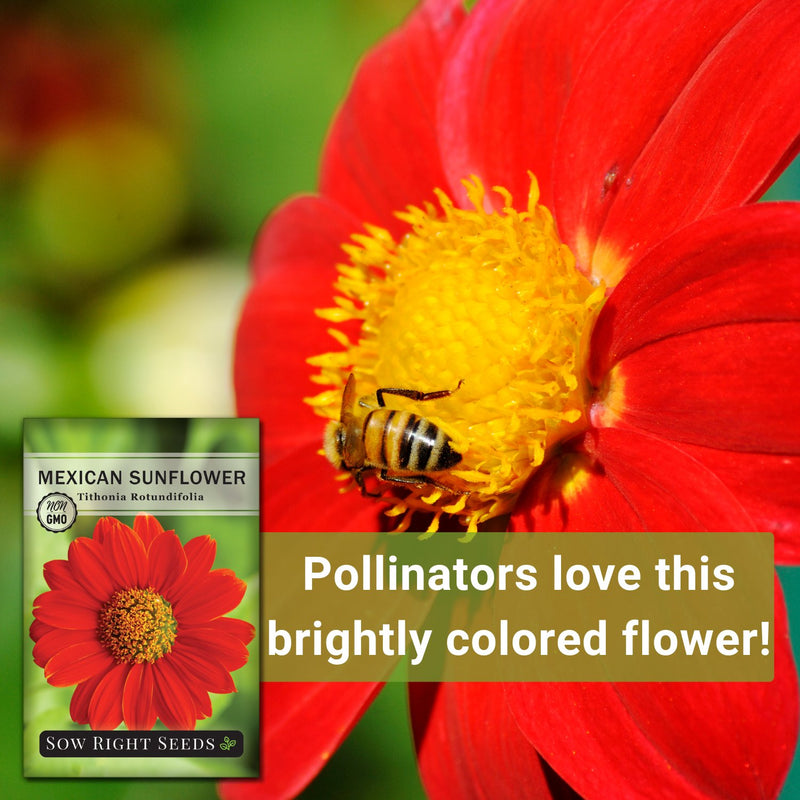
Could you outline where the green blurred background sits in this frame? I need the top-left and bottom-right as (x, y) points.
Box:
(2, 1), (800, 798)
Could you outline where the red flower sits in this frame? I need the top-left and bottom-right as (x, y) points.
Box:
(232, 0), (800, 797)
(30, 514), (254, 730)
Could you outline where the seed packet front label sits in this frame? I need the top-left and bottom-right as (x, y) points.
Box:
(23, 418), (260, 779)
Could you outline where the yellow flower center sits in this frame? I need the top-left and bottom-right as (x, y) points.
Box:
(308, 176), (605, 536)
(97, 586), (177, 664)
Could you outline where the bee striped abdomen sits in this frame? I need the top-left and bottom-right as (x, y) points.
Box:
(364, 408), (461, 473)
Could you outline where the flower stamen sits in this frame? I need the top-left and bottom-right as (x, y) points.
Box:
(309, 175), (605, 534)
(97, 586), (177, 664)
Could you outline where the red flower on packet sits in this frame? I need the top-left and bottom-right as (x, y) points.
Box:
(31, 514), (254, 730)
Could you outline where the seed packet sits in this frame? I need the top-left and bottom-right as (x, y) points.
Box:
(23, 418), (260, 778)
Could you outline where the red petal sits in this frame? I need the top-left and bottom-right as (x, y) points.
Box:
(219, 682), (382, 800)
(168, 655), (214, 720)
(249, 193), (360, 285)
(183, 534), (215, 573)
(585, 207), (800, 454)
(29, 618), (52, 645)
(66, 536), (116, 602)
(173, 569), (246, 623)
(235, 195), (362, 469)
(169, 535), (216, 603)
(39, 559), (97, 603)
(679, 444), (800, 565)
(169, 644), (236, 694)
(319, 0), (466, 233)
(133, 513), (166, 552)
(439, 0), (627, 210)
(147, 531), (187, 595)
(410, 682), (579, 800)
(122, 663), (157, 730)
(602, 322), (800, 453)
(93, 516), (135, 545)
(33, 589), (99, 629)
(554, 0), (765, 274)
(505, 578), (798, 800)
(177, 627), (251, 672)
(515, 427), (756, 533)
(87, 662), (129, 730)
(511, 451), (646, 533)
(197, 615), (256, 646)
(33, 627), (93, 669)
(45, 640), (114, 687)
(41, 558), (79, 591)
(260, 442), (384, 533)
(70, 673), (104, 725)
(195, 692), (212, 720)
(104, 522), (149, 589)
(152, 658), (198, 730)
(562, 0), (800, 283)
(590, 203), (800, 378)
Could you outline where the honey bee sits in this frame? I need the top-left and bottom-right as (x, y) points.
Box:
(324, 373), (464, 496)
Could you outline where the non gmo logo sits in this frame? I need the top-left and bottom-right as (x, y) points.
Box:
(36, 492), (77, 533)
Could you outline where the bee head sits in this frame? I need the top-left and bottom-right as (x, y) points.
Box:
(323, 419), (346, 469)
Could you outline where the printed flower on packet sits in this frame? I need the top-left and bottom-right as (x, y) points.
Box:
(30, 514), (254, 730)
(232, 0), (800, 798)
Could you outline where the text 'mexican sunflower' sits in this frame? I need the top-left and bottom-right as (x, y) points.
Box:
(232, 0), (800, 798)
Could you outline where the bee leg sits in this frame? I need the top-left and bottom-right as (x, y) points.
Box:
(353, 468), (383, 498)
(376, 379), (464, 408)
(378, 470), (467, 495)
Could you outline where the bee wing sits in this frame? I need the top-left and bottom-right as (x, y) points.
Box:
(340, 374), (366, 466)
(340, 373), (357, 424)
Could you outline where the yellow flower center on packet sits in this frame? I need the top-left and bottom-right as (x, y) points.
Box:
(98, 586), (178, 663)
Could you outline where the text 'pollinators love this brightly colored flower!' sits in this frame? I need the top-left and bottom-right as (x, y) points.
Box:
(232, 0), (800, 799)
(30, 514), (255, 731)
